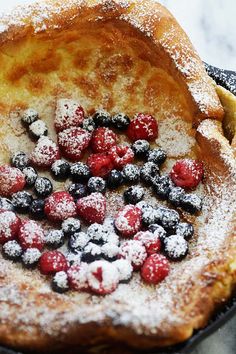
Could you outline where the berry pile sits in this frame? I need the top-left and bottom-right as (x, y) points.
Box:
(0, 100), (205, 295)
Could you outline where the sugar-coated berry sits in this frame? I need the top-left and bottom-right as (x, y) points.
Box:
(45, 230), (65, 249)
(55, 99), (85, 132)
(62, 217), (81, 236)
(131, 139), (150, 158)
(67, 183), (88, 200)
(21, 108), (38, 125)
(81, 242), (102, 263)
(77, 193), (106, 225)
(22, 248), (41, 268)
(119, 240), (147, 270)
(29, 199), (45, 220)
(39, 251), (68, 275)
(122, 164), (140, 184)
(68, 232), (89, 251)
(34, 177), (53, 198)
(160, 208), (180, 231)
(180, 194), (203, 214)
(0, 165), (26, 197)
(111, 113), (130, 130)
(107, 170), (124, 189)
(52, 271), (69, 293)
(148, 224), (167, 244)
(115, 205), (142, 238)
(70, 162), (91, 182)
(87, 177), (106, 194)
(87, 260), (119, 295)
(141, 207), (160, 226)
(113, 259), (133, 283)
(67, 263), (89, 291)
(0, 210), (21, 244)
(147, 148), (167, 165)
(164, 234), (188, 260)
(22, 167), (38, 187)
(51, 160), (71, 180)
(29, 120), (48, 139)
(136, 201), (152, 213)
(0, 197), (14, 211)
(134, 231), (161, 255)
(11, 151), (29, 170)
(66, 250), (82, 266)
(91, 127), (117, 153)
(141, 254), (169, 284)
(176, 222), (194, 240)
(12, 191), (33, 213)
(2, 240), (22, 261)
(140, 162), (159, 185)
(82, 117), (96, 132)
(170, 159), (204, 189)
(93, 109), (111, 127)
(127, 113), (158, 142)
(101, 243), (119, 261)
(152, 175), (171, 199)
(87, 153), (114, 178)
(87, 223), (109, 245)
(18, 219), (45, 250)
(44, 191), (77, 222)
(168, 186), (185, 207)
(30, 137), (60, 168)
(108, 145), (134, 170)
(123, 185), (144, 204)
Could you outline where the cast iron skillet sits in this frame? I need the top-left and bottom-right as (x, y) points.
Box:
(0, 64), (235, 354)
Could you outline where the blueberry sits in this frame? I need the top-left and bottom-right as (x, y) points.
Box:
(0, 197), (14, 211)
(111, 113), (130, 130)
(152, 175), (171, 199)
(148, 224), (167, 243)
(82, 117), (96, 132)
(124, 185), (144, 204)
(68, 232), (89, 251)
(2, 240), (22, 261)
(21, 108), (38, 125)
(87, 223), (108, 245)
(160, 208), (180, 231)
(122, 164), (140, 184)
(29, 120), (48, 139)
(34, 177), (53, 198)
(168, 186), (185, 206)
(140, 162), (159, 185)
(12, 191), (33, 213)
(22, 248), (41, 268)
(142, 207), (160, 226)
(67, 183), (88, 200)
(70, 162), (90, 182)
(52, 271), (69, 293)
(147, 148), (167, 165)
(176, 222), (194, 240)
(180, 194), (203, 214)
(51, 160), (70, 180)
(62, 217), (81, 236)
(164, 234), (188, 261)
(87, 177), (106, 194)
(136, 201), (152, 212)
(22, 166), (38, 187)
(131, 140), (150, 158)
(93, 110), (111, 127)
(101, 243), (119, 261)
(66, 250), (82, 266)
(45, 230), (65, 249)
(11, 151), (29, 169)
(107, 169), (124, 189)
(81, 242), (102, 263)
(29, 199), (45, 220)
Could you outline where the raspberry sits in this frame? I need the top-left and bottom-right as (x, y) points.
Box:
(0, 210), (21, 244)
(30, 137), (60, 168)
(114, 205), (142, 238)
(39, 251), (68, 275)
(91, 127), (118, 153)
(170, 159), (204, 189)
(18, 219), (45, 250)
(67, 263), (89, 291)
(0, 165), (26, 197)
(119, 240), (147, 270)
(87, 260), (119, 295)
(55, 99), (85, 132)
(108, 145), (134, 170)
(134, 231), (161, 255)
(127, 113), (158, 142)
(87, 153), (114, 178)
(77, 192), (106, 224)
(58, 127), (91, 161)
(141, 254), (170, 284)
(44, 191), (77, 222)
